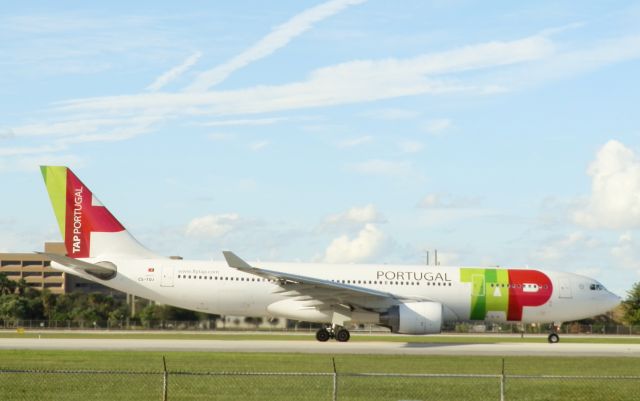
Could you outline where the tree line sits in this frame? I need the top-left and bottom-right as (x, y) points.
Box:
(0, 273), (213, 325)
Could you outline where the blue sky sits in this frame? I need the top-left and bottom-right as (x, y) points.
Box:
(2, 1), (640, 296)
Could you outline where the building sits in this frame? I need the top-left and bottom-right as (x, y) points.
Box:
(0, 242), (121, 295)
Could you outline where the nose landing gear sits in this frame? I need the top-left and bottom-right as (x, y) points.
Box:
(547, 322), (562, 343)
(547, 332), (560, 343)
(315, 326), (351, 342)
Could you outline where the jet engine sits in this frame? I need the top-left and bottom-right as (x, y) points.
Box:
(379, 301), (442, 334)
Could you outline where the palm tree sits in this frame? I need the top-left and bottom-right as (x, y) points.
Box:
(16, 278), (28, 296)
(0, 273), (17, 295)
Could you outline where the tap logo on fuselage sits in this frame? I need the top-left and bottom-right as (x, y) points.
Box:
(460, 268), (553, 321)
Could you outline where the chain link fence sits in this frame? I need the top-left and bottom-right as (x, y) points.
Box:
(1, 365), (639, 400)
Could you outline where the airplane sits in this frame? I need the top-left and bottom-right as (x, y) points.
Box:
(38, 166), (621, 343)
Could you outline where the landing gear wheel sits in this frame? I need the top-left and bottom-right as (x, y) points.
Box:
(548, 333), (560, 344)
(316, 328), (331, 342)
(335, 329), (351, 342)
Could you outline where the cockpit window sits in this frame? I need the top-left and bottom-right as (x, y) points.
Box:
(589, 283), (605, 291)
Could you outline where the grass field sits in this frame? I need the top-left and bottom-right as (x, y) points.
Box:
(1, 351), (639, 400)
(2, 330), (640, 344)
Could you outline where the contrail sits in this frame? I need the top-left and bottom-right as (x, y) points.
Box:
(184, 0), (367, 92)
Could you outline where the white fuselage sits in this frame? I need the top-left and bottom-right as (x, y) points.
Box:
(52, 258), (621, 326)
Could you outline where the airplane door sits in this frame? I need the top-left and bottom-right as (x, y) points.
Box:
(558, 279), (572, 299)
(160, 266), (174, 287)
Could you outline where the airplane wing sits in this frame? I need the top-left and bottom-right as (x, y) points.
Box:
(223, 251), (428, 311)
(37, 252), (117, 280)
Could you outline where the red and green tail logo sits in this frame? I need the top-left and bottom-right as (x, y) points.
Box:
(41, 166), (125, 258)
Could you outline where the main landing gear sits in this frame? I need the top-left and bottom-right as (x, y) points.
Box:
(315, 326), (351, 342)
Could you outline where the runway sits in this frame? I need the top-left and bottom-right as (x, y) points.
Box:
(2, 338), (639, 356)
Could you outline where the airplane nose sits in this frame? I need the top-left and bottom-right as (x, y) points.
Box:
(608, 292), (622, 309)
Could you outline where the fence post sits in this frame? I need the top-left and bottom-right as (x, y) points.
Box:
(162, 356), (168, 401)
(332, 357), (338, 401)
(500, 358), (505, 401)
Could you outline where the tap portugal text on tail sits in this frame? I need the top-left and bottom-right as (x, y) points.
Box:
(39, 166), (621, 343)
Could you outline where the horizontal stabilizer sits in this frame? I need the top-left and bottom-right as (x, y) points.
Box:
(37, 252), (117, 280)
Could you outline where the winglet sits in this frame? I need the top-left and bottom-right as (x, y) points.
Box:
(222, 251), (253, 269)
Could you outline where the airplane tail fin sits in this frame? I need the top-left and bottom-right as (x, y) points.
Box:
(40, 166), (159, 259)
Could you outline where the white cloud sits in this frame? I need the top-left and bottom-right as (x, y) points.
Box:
(10, 115), (161, 140)
(350, 159), (413, 177)
(361, 108), (421, 120)
(185, 213), (241, 238)
(397, 140), (424, 153)
(15, 30), (640, 159)
(199, 117), (291, 126)
(249, 140), (270, 151)
(611, 232), (640, 270)
(337, 136), (372, 148)
(435, 251), (459, 266)
(420, 194), (446, 208)
(499, 35), (640, 90)
(323, 223), (386, 263)
(0, 128), (14, 140)
(0, 153), (84, 173)
(325, 204), (384, 226)
(147, 51), (202, 91)
(186, 0), (367, 91)
(0, 144), (65, 157)
(1, 115), (162, 166)
(418, 193), (480, 209)
(573, 140), (640, 229)
(532, 231), (600, 264)
(422, 118), (453, 135)
(57, 33), (554, 118)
